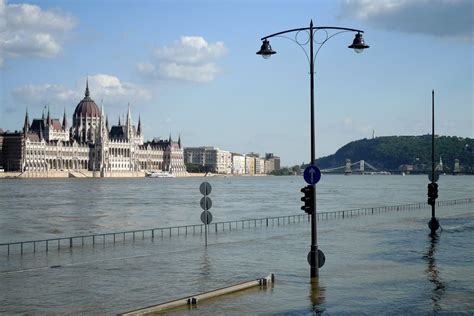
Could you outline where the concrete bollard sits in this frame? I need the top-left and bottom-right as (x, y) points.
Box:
(120, 274), (275, 315)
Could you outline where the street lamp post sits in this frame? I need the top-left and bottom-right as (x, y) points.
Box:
(257, 20), (369, 279)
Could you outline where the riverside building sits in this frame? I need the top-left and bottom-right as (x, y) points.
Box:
(0, 82), (187, 177)
(184, 146), (232, 174)
(184, 147), (278, 175)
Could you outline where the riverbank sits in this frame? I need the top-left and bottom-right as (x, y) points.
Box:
(0, 171), (148, 179)
(0, 171), (269, 179)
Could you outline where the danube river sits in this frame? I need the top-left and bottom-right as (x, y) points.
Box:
(0, 175), (473, 314)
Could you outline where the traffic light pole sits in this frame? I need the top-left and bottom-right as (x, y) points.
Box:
(431, 90), (435, 220)
(428, 90), (439, 233)
(309, 21), (319, 279)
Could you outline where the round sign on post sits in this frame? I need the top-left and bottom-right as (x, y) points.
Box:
(200, 182), (212, 196)
(307, 250), (325, 268)
(201, 211), (213, 225)
(428, 217), (440, 231)
(200, 196), (212, 211)
(303, 165), (321, 185)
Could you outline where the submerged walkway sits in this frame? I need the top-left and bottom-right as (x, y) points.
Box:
(1, 198), (472, 256)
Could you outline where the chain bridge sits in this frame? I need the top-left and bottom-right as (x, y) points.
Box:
(320, 159), (389, 175)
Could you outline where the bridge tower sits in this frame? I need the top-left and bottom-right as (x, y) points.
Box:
(344, 159), (352, 175)
(453, 159), (461, 175)
(360, 160), (365, 173)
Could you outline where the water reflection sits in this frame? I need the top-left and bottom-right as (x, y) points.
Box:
(310, 278), (326, 314)
(200, 249), (212, 278)
(423, 233), (445, 312)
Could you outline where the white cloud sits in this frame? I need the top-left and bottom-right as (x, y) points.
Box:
(12, 74), (151, 110)
(138, 36), (227, 83)
(158, 62), (221, 83)
(340, 0), (473, 41)
(12, 84), (77, 108)
(155, 36), (227, 64)
(87, 74), (151, 103)
(137, 62), (156, 76)
(0, 0), (76, 66)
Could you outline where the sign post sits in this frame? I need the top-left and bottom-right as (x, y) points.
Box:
(199, 182), (213, 247)
(428, 90), (440, 233)
(302, 165), (324, 274)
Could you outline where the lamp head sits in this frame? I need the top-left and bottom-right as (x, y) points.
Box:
(256, 39), (276, 59)
(348, 32), (369, 53)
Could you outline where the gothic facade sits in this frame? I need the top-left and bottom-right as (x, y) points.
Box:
(19, 82), (187, 177)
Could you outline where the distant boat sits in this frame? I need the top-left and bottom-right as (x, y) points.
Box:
(367, 171), (391, 175)
(402, 172), (406, 176)
(146, 171), (176, 178)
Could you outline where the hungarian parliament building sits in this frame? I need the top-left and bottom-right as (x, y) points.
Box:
(0, 82), (187, 177)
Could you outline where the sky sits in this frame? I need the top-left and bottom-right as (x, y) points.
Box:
(0, 0), (472, 166)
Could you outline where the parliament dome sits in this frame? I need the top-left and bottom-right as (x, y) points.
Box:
(73, 82), (100, 118)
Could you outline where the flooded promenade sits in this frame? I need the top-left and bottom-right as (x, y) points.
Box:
(0, 175), (473, 314)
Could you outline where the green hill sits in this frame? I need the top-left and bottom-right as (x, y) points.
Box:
(315, 135), (474, 172)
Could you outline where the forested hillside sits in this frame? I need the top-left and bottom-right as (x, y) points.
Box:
(315, 135), (473, 172)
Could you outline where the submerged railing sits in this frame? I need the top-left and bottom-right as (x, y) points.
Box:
(1, 198), (472, 256)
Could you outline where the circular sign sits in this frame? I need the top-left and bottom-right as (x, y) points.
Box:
(428, 217), (440, 231)
(200, 196), (212, 211)
(303, 165), (321, 185)
(199, 182), (212, 196)
(307, 249), (326, 268)
(200, 211), (213, 225)
(428, 172), (440, 182)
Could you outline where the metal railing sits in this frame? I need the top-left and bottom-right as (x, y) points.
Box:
(1, 198), (472, 256)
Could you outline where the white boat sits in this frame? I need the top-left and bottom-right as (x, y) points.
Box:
(146, 171), (176, 178)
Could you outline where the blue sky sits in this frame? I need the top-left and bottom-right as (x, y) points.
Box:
(0, 0), (472, 166)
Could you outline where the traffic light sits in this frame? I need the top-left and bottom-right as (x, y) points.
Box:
(301, 185), (314, 214)
(427, 182), (438, 206)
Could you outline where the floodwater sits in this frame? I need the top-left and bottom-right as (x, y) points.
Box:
(0, 175), (473, 314)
